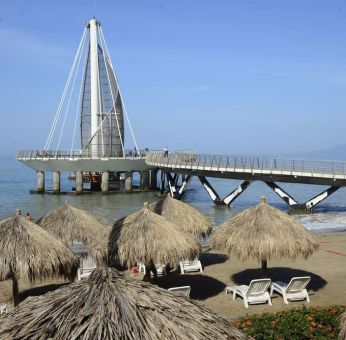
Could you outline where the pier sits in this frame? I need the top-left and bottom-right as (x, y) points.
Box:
(146, 151), (346, 212)
(15, 17), (346, 212)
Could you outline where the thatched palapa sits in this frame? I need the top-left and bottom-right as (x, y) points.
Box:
(150, 194), (212, 237)
(210, 196), (319, 275)
(0, 268), (249, 340)
(340, 311), (346, 340)
(89, 203), (201, 271)
(0, 215), (79, 305)
(37, 202), (104, 245)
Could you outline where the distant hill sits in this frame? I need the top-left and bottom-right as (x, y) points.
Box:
(283, 144), (346, 161)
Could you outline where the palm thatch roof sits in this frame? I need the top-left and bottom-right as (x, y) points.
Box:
(0, 268), (249, 340)
(0, 215), (79, 282)
(88, 225), (113, 266)
(210, 197), (319, 274)
(89, 203), (201, 267)
(37, 202), (105, 245)
(149, 194), (212, 237)
(340, 311), (346, 340)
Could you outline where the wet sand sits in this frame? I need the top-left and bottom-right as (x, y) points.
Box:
(1, 231), (345, 320)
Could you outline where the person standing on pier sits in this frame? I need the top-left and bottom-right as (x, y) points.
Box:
(164, 147), (168, 157)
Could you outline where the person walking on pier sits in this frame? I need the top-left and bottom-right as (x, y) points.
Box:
(164, 146), (169, 157)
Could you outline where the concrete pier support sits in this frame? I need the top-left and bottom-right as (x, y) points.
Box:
(36, 171), (45, 193)
(52, 171), (61, 193)
(76, 171), (83, 193)
(141, 170), (150, 191)
(149, 169), (158, 190)
(101, 171), (109, 192)
(125, 172), (133, 192)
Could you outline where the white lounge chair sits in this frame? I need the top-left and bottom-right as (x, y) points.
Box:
(179, 258), (203, 274)
(226, 278), (272, 308)
(0, 304), (8, 316)
(270, 276), (311, 304)
(77, 255), (96, 280)
(168, 286), (191, 297)
(139, 263), (167, 277)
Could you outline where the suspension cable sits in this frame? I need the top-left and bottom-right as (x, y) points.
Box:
(70, 32), (89, 157)
(55, 29), (87, 156)
(44, 28), (87, 151)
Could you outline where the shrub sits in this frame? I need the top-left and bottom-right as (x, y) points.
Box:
(233, 305), (345, 339)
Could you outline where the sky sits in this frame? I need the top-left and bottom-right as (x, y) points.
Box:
(1, 0), (346, 156)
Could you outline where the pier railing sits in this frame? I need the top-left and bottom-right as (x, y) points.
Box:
(146, 151), (346, 178)
(16, 149), (148, 160)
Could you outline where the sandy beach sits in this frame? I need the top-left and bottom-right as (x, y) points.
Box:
(1, 230), (345, 321)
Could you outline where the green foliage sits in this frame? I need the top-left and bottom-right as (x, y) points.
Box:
(233, 305), (345, 339)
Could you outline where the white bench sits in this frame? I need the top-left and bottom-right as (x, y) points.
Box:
(0, 304), (8, 316)
(179, 259), (203, 274)
(137, 263), (167, 277)
(168, 286), (191, 297)
(77, 255), (96, 280)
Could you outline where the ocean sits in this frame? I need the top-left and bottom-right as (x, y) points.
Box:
(1, 156), (346, 231)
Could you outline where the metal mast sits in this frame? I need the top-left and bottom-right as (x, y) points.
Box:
(81, 18), (125, 158)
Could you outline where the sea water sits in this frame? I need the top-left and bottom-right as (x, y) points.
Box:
(1, 156), (346, 231)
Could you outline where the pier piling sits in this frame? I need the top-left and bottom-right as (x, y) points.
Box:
(52, 171), (61, 193)
(101, 171), (109, 192)
(36, 171), (45, 193)
(76, 171), (83, 193)
(125, 172), (133, 192)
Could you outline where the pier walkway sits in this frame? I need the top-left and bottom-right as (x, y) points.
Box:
(145, 151), (346, 212)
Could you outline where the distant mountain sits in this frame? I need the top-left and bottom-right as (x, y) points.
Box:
(283, 144), (346, 161)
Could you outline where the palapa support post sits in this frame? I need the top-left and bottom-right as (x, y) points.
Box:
(261, 260), (268, 277)
(12, 275), (20, 307)
(265, 181), (340, 213)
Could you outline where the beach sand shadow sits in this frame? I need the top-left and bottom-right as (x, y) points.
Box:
(19, 283), (70, 302)
(158, 273), (226, 300)
(232, 267), (327, 292)
(200, 252), (228, 267)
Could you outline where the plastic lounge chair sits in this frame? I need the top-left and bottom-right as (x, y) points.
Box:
(168, 286), (191, 297)
(270, 276), (311, 304)
(0, 304), (8, 316)
(226, 278), (272, 308)
(77, 255), (96, 280)
(141, 263), (167, 277)
(179, 258), (203, 274)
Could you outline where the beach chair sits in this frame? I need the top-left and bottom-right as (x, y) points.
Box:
(226, 279), (272, 308)
(141, 263), (167, 277)
(77, 255), (96, 280)
(270, 276), (311, 304)
(168, 286), (191, 297)
(179, 258), (203, 274)
(0, 304), (8, 316)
